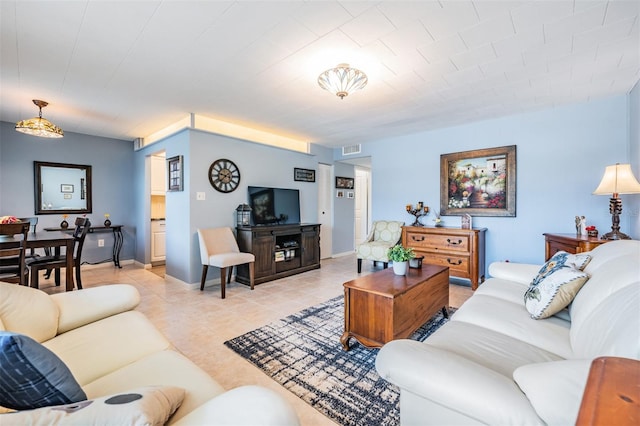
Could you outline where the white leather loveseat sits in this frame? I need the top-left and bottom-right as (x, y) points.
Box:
(0, 282), (299, 425)
(376, 240), (639, 425)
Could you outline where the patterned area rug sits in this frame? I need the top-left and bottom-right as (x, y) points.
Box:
(224, 296), (453, 426)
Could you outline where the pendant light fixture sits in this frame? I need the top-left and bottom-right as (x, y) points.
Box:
(15, 99), (64, 138)
(318, 63), (368, 99)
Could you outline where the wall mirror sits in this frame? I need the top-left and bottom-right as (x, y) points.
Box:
(34, 161), (92, 215)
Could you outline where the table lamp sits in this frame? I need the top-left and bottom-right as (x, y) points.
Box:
(593, 163), (640, 240)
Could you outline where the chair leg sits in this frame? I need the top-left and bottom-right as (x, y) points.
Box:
(75, 264), (83, 290)
(30, 267), (40, 289)
(383, 262), (388, 269)
(54, 267), (61, 286)
(357, 258), (362, 273)
(227, 266), (233, 284)
(249, 262), (254, 291)
(220, 267), (227, 299)
(200, 265), (208, 291)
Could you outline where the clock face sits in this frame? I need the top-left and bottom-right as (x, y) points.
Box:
(208, 159), (240, 193)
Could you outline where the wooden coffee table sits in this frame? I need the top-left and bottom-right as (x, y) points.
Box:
(340, 264), (449, 351)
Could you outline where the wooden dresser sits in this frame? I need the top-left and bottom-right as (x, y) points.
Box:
(543, 233), (609, 261)
(402, 226), (486, 290)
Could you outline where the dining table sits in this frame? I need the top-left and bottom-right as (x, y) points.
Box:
(26, 231), (75, 291)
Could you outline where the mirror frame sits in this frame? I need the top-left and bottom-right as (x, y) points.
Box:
(34, 161), (93, 215)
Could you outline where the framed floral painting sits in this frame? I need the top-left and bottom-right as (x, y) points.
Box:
(440, 145), (516, 217)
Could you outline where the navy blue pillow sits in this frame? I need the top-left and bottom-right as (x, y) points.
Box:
(0, 331), (86, 410)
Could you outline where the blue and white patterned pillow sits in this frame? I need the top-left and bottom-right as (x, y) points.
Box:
(524, 251), (592, 319)
(0, 332), (86, 410)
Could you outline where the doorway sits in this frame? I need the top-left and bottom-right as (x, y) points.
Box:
(149, 151), (166, 271)
(318, 163), (333, 259)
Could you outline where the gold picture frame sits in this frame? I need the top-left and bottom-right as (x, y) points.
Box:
(440, 145), (516, 217)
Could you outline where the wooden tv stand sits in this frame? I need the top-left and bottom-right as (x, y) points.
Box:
(235, 223), (321, 285)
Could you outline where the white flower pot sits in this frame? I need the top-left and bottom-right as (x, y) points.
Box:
(392, 261), (408, 276)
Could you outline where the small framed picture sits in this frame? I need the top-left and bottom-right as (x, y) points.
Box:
(335, 176), (354, 189)
(347, 191), (354, 199)
(294, 167), (315, 182)
(167, 155), (184, 192)
(336, 190), (345, 198)
(461, 214), (472, 229)
(60, 184), (74, 193)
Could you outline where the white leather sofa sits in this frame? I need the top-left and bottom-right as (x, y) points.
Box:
(376, 240), (639, 425)
(0, 282), (299, 425)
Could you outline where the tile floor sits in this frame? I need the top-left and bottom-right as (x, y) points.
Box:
(39, 255), (473, 425)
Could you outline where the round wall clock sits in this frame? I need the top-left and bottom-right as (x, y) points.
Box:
(208, 158), (241, 193)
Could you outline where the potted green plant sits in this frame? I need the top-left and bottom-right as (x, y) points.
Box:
(387, 244), (415, 275)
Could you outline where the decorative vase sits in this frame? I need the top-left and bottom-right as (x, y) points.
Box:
(60, 220), (69, 229)
(104, 219), (111, 227)
(392, 261), (408, 276)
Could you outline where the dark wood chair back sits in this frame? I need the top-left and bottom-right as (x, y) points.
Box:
(18, 217), (39, 257)
(27, 217), (91, 290)
(0, 222), (30, 285)
(71, 217), (91, 270)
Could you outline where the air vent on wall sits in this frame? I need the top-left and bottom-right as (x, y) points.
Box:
(342, 144), (361, 155)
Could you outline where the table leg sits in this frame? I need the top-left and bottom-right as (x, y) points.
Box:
(112, 227), (123, 268)
(341, 288), (351, 351)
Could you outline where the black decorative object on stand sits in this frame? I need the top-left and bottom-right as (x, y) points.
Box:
(60, 220), (68, 229)
(405, 202), (429, 226)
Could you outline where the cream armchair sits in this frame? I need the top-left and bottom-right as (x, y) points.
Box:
(356, 221), (404, 273)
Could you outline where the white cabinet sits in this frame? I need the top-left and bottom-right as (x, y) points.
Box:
(151, 156), (166, 195)
(151, 220), (166, 262)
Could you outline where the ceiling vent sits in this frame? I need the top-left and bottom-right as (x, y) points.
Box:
(342, 144), (361, 155)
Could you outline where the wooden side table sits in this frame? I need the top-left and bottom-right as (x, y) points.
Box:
(576, 357), (640, 425)
(543, 233), (609, 261)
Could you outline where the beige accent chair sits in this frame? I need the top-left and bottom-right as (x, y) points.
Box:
(356, 220), (404, 273)
(197, 227), (254, 299)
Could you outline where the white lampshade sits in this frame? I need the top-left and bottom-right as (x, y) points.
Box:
(593, 163), (640, 195)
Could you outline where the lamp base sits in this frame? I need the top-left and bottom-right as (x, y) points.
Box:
(600, 230), (631, 240)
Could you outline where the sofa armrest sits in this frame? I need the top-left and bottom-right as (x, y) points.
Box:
(376, 340), (542, 425)
(488, 261), (541, 284)
(171, 385), (299, 426)
(50, 284), (141, 334)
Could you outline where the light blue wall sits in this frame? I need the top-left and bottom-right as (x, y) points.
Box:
(0, 122), (135, 263)
(334, 95), (635, 270)
(2, 91), (636, 283)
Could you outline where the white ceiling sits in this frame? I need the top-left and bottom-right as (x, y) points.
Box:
(1, 0), (638, 148)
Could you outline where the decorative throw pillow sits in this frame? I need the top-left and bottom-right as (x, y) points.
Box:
(1, 386), (185, 426)
(0, 332), (86, 410)
(524, 252), (591, 319)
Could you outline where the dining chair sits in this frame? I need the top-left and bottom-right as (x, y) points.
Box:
(0, 222), (31, 285)
(197, 227), (254, 299)
(27, 217), (91, 290)
(17, 217), (41, 259)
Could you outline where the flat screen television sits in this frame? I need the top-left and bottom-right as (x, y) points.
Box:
(248, 186), (301, 226)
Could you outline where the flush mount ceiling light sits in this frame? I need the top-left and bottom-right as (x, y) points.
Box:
(318, 63), (368, 99)
(15, 99), (64, 138)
